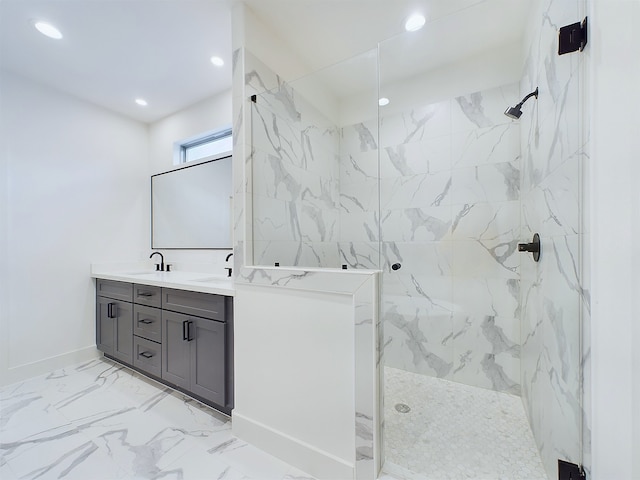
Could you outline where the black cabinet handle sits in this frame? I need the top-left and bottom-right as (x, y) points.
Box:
(138, 292), (154, 297)
(182, 320), (188, 340)
(187, 321), (194, 342)
(107, 303), (117, 318)
(139, 351), (154, 359)
(138, 319), (154, 325)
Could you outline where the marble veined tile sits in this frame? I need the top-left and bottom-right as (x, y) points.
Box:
(207, 438), (294, 479)
(379, 100), (451, 148)
(0, 358), (325, 480)
(340, 177), (379, 213)
(340, 150), (378, 184)
(340, 119), (378, 155)
(452, 83), (519, 133)
(340, 211), (380, 242)
(452, 123), (520, 169)
(451, 201), (519, 243)
(450, 161), (520, 206)
(451, 314), (521, 395)
(159, 448), (250, 480)
(452, 238), (520, 279)
(381, 206), (452, 243)
(380, 135), (451, 177)
(1, 392), (71, 439)
(338, 241), (381, 269)
(7, 435), (128, 480)
(380, 171), (453, 210)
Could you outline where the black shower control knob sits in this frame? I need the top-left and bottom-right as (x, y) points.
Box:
(518, 243), (539, 252)
(518, 233), (541, 262)
(391, 263), (402, 271)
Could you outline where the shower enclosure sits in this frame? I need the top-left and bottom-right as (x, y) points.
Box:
(248, 0), (588, 478)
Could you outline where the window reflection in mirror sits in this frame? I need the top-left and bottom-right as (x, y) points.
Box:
(151, 155), (232, 249)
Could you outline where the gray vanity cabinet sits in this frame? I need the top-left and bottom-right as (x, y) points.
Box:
(96, 279), (232, 414)
(96, 281), (133, 365)
(161, 309), (226, 407)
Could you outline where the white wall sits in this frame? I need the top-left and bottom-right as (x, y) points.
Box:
(148, 91), (232, 174)
(590, 0), (640, 478)
(0, 71), (150, 386)
(146, 90), (234, 271)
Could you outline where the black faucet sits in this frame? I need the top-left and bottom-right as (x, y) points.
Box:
(225, 252), (233, 277)
(150, 252), (165, 271)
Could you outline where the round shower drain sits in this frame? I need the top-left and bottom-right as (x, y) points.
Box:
(395, 403), (411, 413)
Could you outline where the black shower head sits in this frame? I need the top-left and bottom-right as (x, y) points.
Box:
(504, 87), (538, 120)
(504, 105), (523, 119)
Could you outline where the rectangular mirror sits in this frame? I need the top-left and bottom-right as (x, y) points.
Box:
(151, 155), (232, 249)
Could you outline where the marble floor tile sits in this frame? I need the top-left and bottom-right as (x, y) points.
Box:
(382, 366), (547, 480)
(2, 358), (548, 480)
(0, 358), (315, 480)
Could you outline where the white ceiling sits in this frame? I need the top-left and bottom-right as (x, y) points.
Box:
(0, 0), (531, 124)
(0, 0), (234, 123)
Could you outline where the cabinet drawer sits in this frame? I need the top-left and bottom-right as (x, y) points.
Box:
(133, 336), (162, 378)
(96, 279), (132, 302)
(133, 304), (162, 343)
(134, 284), (161, 308)
(162, 288), (225, 321)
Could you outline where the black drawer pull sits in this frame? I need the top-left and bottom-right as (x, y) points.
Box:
(138, 319), (154, 325)
(187, 320), (194, 342)
(139, 351), (154, 359)
(182, 320), (188, 340)
(138, 292), (154, 297)
(107, 303), (117, 318)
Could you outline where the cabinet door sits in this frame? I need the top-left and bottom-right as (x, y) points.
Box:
(190, 318), (226, 406)
(96, 296), (115, 355)
(113, 301), (133, 365)
(161, 310), (191, 390)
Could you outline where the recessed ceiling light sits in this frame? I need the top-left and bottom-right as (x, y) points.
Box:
(210, 56), (224, 67)
(378, 97), (390, 107)
(404, 14), (426, 32)
(135, 98), (148, 107)
(34, 21), (63, 39)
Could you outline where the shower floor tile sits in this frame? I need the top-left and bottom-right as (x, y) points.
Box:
(382, 367), (547, 480)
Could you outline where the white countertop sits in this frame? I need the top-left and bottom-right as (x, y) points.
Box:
(91, 264), (234, 296)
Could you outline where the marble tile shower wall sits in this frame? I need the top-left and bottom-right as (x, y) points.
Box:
(341, 83), (524, 395)
(250, 82), (342, 267)
(518, 0), (589, 478)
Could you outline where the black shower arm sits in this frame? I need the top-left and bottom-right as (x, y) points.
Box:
(517, 87), (539, 107)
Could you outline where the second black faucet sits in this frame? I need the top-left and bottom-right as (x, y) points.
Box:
(225, 252), (233, 277)
(150, 251), (166, 271)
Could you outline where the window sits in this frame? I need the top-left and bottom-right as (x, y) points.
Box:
(175, 128), (232, 165)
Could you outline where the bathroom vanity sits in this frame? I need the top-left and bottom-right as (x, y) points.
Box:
(92, 270), (234, 415)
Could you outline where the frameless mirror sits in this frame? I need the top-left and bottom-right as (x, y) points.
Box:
(151, 155), (232, 249)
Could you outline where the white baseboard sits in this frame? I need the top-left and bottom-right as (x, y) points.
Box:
(232, 411), (355, 480)
(0, 346), (99, 387)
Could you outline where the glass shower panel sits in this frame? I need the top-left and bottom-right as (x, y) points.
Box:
(250, 49), (380, 270)
(378, 1), (585, 479)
